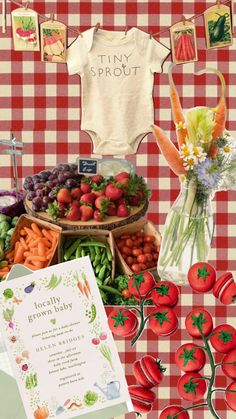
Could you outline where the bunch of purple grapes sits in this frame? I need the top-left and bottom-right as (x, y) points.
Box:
(23, 163), (81, 212)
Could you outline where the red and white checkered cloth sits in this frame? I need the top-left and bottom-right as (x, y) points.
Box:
(0, 0), (236, 417)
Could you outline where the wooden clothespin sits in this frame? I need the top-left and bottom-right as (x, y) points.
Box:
(149, 31), (153, 39)
(216, 0), (221, 9)
(125, 26), (128, 36)
(182, 15), (186, 25)
(24, 1), (29, 10)
(78, 28), (83, 38)
(50, 13), (54, 23)
(95, 22), (100, 32)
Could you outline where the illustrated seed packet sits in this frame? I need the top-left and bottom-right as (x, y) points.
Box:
(204, 4), (233, 49)
(11, 7), (40, 51)
(40, 19), (67, 63)
(0, 258), (132, 419)
(170, 20), (198, 64)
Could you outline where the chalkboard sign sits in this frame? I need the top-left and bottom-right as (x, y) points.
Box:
(77, 158), (98, 175)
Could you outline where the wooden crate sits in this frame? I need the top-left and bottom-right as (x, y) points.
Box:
(58, 229), (115, 279)
(9, 214), (61, 267)
(112, 218), (161, 276)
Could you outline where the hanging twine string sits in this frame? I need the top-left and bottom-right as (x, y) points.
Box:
(8, 0), (232, 38)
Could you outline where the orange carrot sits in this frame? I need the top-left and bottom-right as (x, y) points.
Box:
(24, 227), (35, 237)
(31, 222), (43, 238)
(23, 251), (31, 258)
(20, 237), (28, 251)
(85, 279), (91, 295)
(23, 262), (38, 271)
(0, 267), (9, 273)
(29, 237), (41, 248)
(0, 272), (8, 279)
(26, 255), (46, 263)
(42, 229), (53, 242)
(83, 284), (89, 299)
(77, 281), (84, 295)
(38, 241), (45, 256)
(6, 250), (14, 260)
(30, 260), (44, 269)
(209, 96), (226, 158)
(32, 248), (39, 256)
(20, 228), (27, 236)
(152, 125), (186, 175)
(46, 252), (53, 261)
(14, 244), (25, 264)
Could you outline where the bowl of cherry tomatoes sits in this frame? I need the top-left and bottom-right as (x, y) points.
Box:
(112, 219), (161, 276)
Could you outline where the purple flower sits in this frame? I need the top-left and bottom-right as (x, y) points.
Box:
(197, 158), (221, 188)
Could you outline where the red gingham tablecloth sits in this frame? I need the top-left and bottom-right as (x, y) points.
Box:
(0, 0), (236, 418)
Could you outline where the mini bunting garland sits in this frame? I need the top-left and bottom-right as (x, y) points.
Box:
(40, 14), (67, 63)
(170, 17), (198, 64)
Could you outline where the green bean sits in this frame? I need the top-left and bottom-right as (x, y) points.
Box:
(98, 265), (107, 281)
(64, 239), (82, 260)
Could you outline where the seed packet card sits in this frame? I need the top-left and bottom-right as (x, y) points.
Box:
(204, 4), (233, 49)
(11, 7), (40, 51)
(170, 20), (198, 64)
(0, 257), (133, 419)
(40, 19), (67, 63)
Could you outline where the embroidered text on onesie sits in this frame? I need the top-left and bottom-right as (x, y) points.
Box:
(67, 28), (170, 155)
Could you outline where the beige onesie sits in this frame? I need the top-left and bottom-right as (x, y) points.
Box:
(67, 28), (169, 155)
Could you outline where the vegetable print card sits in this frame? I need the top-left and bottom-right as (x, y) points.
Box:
(0, 257), (132, 419)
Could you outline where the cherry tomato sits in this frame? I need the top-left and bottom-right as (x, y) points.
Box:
(149, 306), (178, 337)
(128, 271), (155, 297)
(153, 253), (159, 261)
(120, 234), (130, 240)
(121, 246), (133, 256)
(225, 381), (236, 411)
(126, 238), (134, 248)
(122, 289), (132, 299)
(137, 254), (147, 263)
(143, 245), (152, 254)
(175, 343), (206, 372)
(144, 235), (155, 243)
(136, 231), (144, 238)
(132, 248), (143, 256)
(126, 256), (134, 266)
(188, 262), (216, 293)
(159, 405), (190, 419)
(185, 308), (213, 339)
(222, 349), (236, 379)
(108, 309), (138, 337)
(139, 263), (147, 270)
(136, 238), (144, 245)
(177, 373), (206, 401)
(131, 264), (142, 273)
(145, 253), (153, 262)
(210, 324), (236, 353)
(131, 234), (137, 241)
(117, 239), (125, 249)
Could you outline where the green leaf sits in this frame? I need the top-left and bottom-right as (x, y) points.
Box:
(111, 310), (129, 327)
(197, 266), (210, 281)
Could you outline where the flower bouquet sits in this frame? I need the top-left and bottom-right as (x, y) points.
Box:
(154, 64), (236, 285)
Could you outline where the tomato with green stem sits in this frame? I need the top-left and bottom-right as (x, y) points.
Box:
(108, 309), (138, 337)
(128, 271), (155, 299)
(151, 281), (179, 307)
(159, 405), (190, 419)
(177, 372), (207, 402)
(210, 324), (236, 353)
(175, 343), (206, 372)
(225, 381), (236, 412)
(222, 349), (236, 379)
(188, 262), (216, 293)
(185, 308), (213, 338)
(148, 306), (178, 337)
(133, 355), (166, 389)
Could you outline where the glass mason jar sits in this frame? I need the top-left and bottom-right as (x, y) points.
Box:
(157, 179), (215, 285)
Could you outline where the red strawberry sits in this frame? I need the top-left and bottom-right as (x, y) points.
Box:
(106, 205), (117, 216)
(80, 193), (96, 205)
(95, 195), (110, 211)
(114, 172), (130, 182)
(58, 202), (67, 217)
(92, 189), (105, 198)
(57, 188), (72, 204)
(80, 205), (94, 221)
(71, 200), (80, 208)
(80, 181), (91, 194)
(116, 197), (128, 206)
(117, 203), (130, 217)
(66, 206), (81, 221)
(71, 187), (82, 200)
(129, 190), (144, 207)
(105, 183), (123, 201)
(91, 174), (103, 185)
(94, 209), (104, 222)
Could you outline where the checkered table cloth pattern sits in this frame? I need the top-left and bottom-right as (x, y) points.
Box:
(0, 0), (236, 417)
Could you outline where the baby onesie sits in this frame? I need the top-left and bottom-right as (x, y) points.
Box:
(67, 28), (170, 155)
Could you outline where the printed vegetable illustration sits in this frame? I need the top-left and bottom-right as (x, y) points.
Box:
(175, 343), (206, 372)
(45, 274), (62, 290)
(15, 17), (37, 45)
(3, 306), (14, 323)
(43, 30), (64, 56)
(91, 338), (100, 345)
(175, 30), (196, 62)
(148, 306), (178, 337)
(25, 373), (38, 389)
(185, 308), (213, 338)
(99, 333), (107, 340)
(209, 12), (231, 45)
(151, 281), (179, 307)
(24, 282), (35, 294)
(99, 344), (114, 370)
(33, 405), (49, 419)
(188, 262), (216, 293)
(22, 364), (28, 371)
(221, 349), (236, 379)
(88, 304), (96, 323)
(83, 391), (98, 406)
(3, 288), (14, 299)
(108, 309), (138, 337)
(128, 385), (156, 414)
(159, 405), (190, 419)
(178, 373), (207, 401)
(133, 355), (165, 389)
(209, 324), (236, 353)
(213, 272), (236, 305)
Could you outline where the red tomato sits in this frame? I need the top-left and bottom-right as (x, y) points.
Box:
(225, 381), (236, 411)
(185, 308), (213, 339)
(210, 324), (236, 353)
(120, 234), (130, 240)
(132, 248), (143, 256)
(121, 289), (132, 299)
(121, 246), (133, 256)
(175, 343), (206, 372)
(108, 309), (138, 337)
(177, 372), (207, 401)
(128, 385), (155, 414)
(188, 262), (216, 293)
(131, 263), (142, 273)
(131, 234), (137, 240)
(159, 405), (190, 419)
(222, 349), (236, 379)
(144, 235), (155, 243)
(137, 254), (147, 263)
(133, 355), (165, 389)
(153, 253), (159, 261)
(126, 238), (134, 248)
(145, 253), (153, 262)
(128, 272), (155, 298)
(151, 281), (179, 307)
(126, 256), (134, 266)
(137, 231), (144, 238)
(117, 240), (125, 250)
(149, 306), (178, 337)
(143, 245), (152, 254)
(136, 237), (144, 245)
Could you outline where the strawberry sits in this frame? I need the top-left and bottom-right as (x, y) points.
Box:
(80, 205), (94, 221)
(95, 195), (111, 212)
(91, 174), (104, 185)
(94, 209), (104, 222)
(57, 188), (72, 204)
(114, 172), (130, 182)
(129, 189), (144, 206)
(80, 193), (96, 205)
(92, 188), (105, 198)
(58, 202), (68, 217)
(106, 205), (117, 216)
(71, 187), (82, 200)
(105, 183), (123, 201)
(117, 177), (130, 188)
(80, 181), (91, 194)
(117, 203), (130, 218)
(71, 200), (81, 208)
(116, 197), (128, 206)
(66, 206), (81, 221)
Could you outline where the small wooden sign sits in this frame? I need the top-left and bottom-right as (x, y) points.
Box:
(11, 7), (40, 51)
(204, 4), (233, 49)
(77, 158), (98, 175)
(170, 20), (198, 65)
(40, 18), (67, 63)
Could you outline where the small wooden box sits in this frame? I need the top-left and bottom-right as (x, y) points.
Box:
(112, 218), (161, 276)
(9, 214), (61, 267)
(58, 229), (115, 280)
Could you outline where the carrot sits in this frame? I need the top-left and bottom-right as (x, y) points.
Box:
(77, 281), (84, 295)
(14, 244), (25, 264)
(30, 260), (44, 269)
(32, 248), (39, 256)
(26, 255), (46, 263)
(46, 252), (53, 261)
(168, 64), (188, 148)
(83, 284), (89, 298)
(20, 228), (27, 236)
(42, 229), (53, 242)
(24, 227), (35, 237)
(85, 279), (91, 295)
(152, 125), (186, 175)
(0, 267), (9, 273)
(29, 237), (41, 248)
(23, 251), (31, 258)
(38, 241), (45, 256)
(0, 272), (8, 279)
(23, 262), (39, 271)
(31, 222), (43, 238)
(20, 237), (28, 251)
(6, 250), (14, 260)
